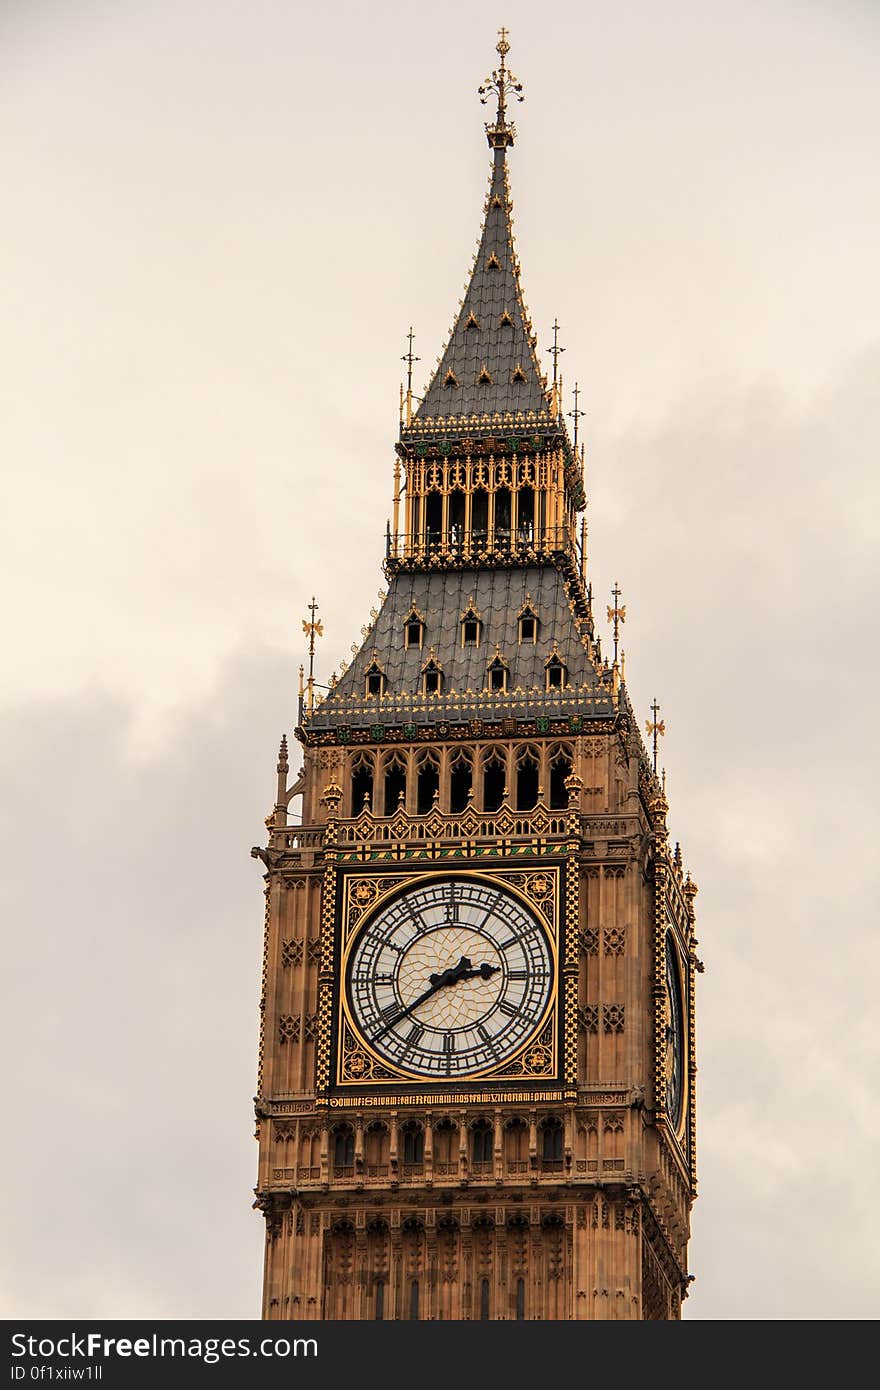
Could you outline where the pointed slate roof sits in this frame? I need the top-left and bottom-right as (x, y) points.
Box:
(414, 142), (550, 426)
(306, 566), (611, 731)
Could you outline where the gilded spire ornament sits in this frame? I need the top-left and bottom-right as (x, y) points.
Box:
(549, 318), (566, 387)
(646, 697), (666, 774)
(607, 581), (626, 667)
(401, 326), (420, 426)
(302, 596), (324, 715)
(568, 380), (584, 451)
(479, 27), (524, 148)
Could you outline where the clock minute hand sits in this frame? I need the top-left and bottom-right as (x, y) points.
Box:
(371, 956), (478, 1044)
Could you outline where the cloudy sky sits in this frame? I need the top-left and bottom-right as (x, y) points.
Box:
(2, 0), (878, 1320)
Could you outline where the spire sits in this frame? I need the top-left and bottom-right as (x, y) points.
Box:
(412, 32), (550, 427)
(478, 27), (523, 149)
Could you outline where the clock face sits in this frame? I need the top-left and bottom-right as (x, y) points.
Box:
(345, 877), (554, 1079)
(664, 931), (685, 1129)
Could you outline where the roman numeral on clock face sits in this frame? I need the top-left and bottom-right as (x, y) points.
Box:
(498, 1000), (518, 1017)
(443, 1032), (456, 1053)
(380, 1002), (400, 1022)
(405, 1023), (424, 1047)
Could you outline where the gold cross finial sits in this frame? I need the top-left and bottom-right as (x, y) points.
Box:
(606, 581), (626, 667)
(645, 698), (666, 774)
(302, 596), (324, 715)
(548, 318), (566, 387)
(568, 380), (585, 450)
(479, 28), (524, 148)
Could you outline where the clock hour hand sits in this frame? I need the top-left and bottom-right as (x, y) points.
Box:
(459, 962), (501, 982)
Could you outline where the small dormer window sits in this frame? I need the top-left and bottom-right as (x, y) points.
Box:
(403, 609), (425, 650)
(545, 650), (567, 690)
(423, 664), (442, 695)
(420, 648), (443, 696)
(499, 310), (514, 327)
(518, 599), (539, 644)
(443, 369), (459, 388)
(487, 656), (508, 693)
(365, 661), (386, 698)
(486, 252), (501, 270)
(478, 365), (493, 385)
(460, 600), (482, 648)
(465, 311), (480, 330)
(511, 364), (527, 383)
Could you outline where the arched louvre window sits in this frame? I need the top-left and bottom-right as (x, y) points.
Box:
(383, 755), (407, 814)
(401, 1121), (424, 1165)
(449, 750), (473, 813)
(517, 485), (535, 544)
(482, 750), (506, 813)
(516, 1278), (526, 1320)
(471, 490), (488, 547)
(549, 745), (573, 810)
(416, 755), (439, 815)
(541, 1117), (563, 1162)
(350, 753), (374, 814)
(471, 1120), (493, 1165)
(332, 1125), (354, 1170)
(516, 748), (539, 811)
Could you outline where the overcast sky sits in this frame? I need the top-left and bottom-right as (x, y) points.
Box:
(2, 0), (879, 1320)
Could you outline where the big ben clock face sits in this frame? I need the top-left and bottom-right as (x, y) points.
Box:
(345, 877), (554, 1079)
(664, 931), (685, 1129)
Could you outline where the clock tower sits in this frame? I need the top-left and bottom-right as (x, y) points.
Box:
(252, 33), (698, 1321)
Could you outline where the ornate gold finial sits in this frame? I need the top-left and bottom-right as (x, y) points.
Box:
(302, 597), (324, 715)
(646, 698), (666, 775)
(607, 582), (626, 668)
(401, 327), (419, 426)
(479, 28), (524, 149)
(548, 319), (565, 388)
(568, 380), (584, 450)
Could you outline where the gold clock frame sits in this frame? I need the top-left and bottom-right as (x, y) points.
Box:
(332, 864), (561, 1090)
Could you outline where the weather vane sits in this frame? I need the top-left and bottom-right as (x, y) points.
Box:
(302, 596), (324, 715)
(568, 380), (584, 450)
(401, 326), (420, 427)
(548, 318), (566, 387)
(607, 581), (626, 667)
(401, 326), (419, 396)
(646, 698), (666, 774)
(479, 28), (524, 146)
